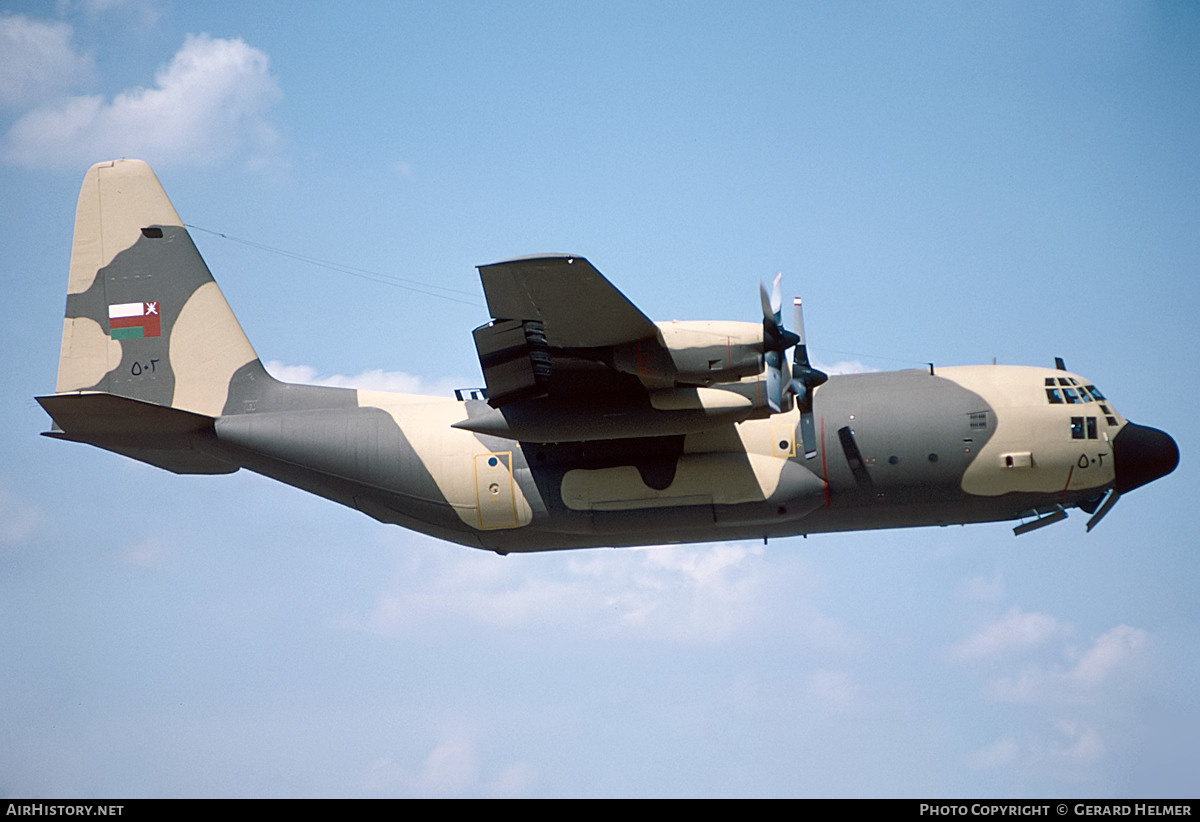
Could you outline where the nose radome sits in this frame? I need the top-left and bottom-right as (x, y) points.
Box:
(1112, 422), (1179, 494)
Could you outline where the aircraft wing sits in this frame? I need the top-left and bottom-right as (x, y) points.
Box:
(465, 255), (762, 441)
(477, 255), (659, 348)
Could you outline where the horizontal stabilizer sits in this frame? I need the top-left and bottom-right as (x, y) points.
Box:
(36, 392), (236, 474)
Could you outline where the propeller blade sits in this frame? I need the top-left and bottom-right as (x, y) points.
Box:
(789, 294), (827, 457)
(759, 281), (773, 325)
(760, 275), (820, 420)
(760, 275), (787, 412)
(760, 275), (783, 339)
(791, 296), (818, 374)
(792, 297), (808, 351)
(764, 349), (784, 413)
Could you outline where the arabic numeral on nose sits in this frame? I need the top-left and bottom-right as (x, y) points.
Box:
(128, 359), (159, 377)
(1078, 454), (1089, 469)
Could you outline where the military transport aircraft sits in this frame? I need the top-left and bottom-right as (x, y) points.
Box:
(37, 160), (1178, 553)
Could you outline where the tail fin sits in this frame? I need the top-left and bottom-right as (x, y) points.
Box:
(54, 159), (261, 417)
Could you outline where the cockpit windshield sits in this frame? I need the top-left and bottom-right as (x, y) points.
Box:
(1045, 376), (1107, 405)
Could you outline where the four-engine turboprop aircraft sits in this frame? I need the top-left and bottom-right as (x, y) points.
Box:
(37, 160), (1178, 552)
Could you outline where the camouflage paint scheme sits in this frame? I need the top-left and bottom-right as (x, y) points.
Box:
(37, 160), (1178, 553)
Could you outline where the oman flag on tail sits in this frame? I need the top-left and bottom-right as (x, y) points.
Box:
(108, 301), (161, 339)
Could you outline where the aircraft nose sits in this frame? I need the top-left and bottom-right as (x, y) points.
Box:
(1112, 422), (1179, 494)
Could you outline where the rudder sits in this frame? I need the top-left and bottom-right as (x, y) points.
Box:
(55, 159), (260, 417)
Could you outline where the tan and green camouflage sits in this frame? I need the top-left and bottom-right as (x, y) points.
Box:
(37, 160), (1178, 551)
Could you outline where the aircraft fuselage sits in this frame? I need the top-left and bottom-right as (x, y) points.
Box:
(196, 362), (1169, 552)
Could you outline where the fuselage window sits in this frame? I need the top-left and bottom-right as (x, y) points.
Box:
(1046, 388), (1064, 404)
(1063, 387), (1081, 404)
(1071, 416), (1099, 440)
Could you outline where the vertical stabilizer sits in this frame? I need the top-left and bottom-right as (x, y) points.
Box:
(55, 160), (261, 417)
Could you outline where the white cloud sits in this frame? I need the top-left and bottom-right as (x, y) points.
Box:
(950, 606), (1071, 662)
(0, 482), (43, 547)
(956, 572), (1005, 603)
(1049, 720), (1105, 765)
(967, 722), (1106, 775)
(350, 541), (864, 655)
(357, 733), (536, 798)
(967, 735), (1020, 770)
(116, 535), (169, 568)
(0, 14), (94, 108)
(609, 542), (768, 640)
(1062, 625), (1147, 689)
(816, 358), (879, 375)
(75, 0), (161, 27)
(486, 761), (538, 798)
(4, 32), (280, 169)
(985, 624), (1148, 705)
(807, 669), (859, 712)
(264, 361), (466, 398)
(413, 734), (480, 797)
(363, 557), (587, 634)
(351, 541), (815, 645)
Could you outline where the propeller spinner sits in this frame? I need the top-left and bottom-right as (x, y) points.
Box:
(760, 274), (827, 459)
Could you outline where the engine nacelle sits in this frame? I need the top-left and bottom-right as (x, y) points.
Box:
(611, 320), (764, 388)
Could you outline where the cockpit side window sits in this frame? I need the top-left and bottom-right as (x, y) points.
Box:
(1071, 416), (1100, 440)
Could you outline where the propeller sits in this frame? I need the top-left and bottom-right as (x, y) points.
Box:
(790, 295), (828, 459)
(759, 274), (798, 414)
(759, 274), (828, 459)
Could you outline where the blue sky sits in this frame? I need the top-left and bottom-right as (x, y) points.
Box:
(1, 0), (1197, 798)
